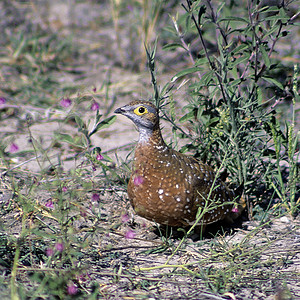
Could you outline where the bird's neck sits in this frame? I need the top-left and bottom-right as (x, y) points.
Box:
(137, 126), (166, 149)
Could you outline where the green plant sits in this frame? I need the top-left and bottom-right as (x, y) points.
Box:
(1, 1), (299, 299)
(155, 0), (299, 218)
(1, 29), (75, 106)
(266, 64), (299, 216)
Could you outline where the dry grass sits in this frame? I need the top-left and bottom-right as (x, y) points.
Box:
(0, 1), (299, 299)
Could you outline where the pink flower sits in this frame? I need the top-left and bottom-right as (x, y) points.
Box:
(9, 143), (19, 153)
(133, 175), (144, 186)
(60, 98), (72, 108)
(125, 229), (136, 239)
(91, 101), (100, 111)
(121, 213), (130, 223)
(91, 193), (100, 202)
(96, 154), (104, 161)
(67, 283), (78, 295)
(232, 207), (239, 213)
(62, 186), (67, 192)
(55, 243), (64, 252)
(0, 97), (6, 104)
(45, 200), (54, 209)
(46, 248), (54, 257)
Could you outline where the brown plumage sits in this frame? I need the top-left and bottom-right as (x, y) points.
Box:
(115, 100), (243, 227)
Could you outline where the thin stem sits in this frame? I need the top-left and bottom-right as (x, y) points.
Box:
(145, 41), (160, 106)
(170, 15), (201, 79)
(182, 1), (227, 104)
(206, 0), (228, 47)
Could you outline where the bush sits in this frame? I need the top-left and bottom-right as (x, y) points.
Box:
(148, 0), (299, 219)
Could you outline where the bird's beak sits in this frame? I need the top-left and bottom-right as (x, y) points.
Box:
(114, 107), (124, 114)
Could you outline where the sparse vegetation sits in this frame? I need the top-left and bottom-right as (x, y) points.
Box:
(0, 0), (299, 299)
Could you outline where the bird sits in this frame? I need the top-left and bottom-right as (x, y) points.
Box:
(114, 100), (244, 227)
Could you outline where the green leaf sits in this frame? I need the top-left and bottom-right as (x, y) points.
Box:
(231, 43), (249, 54)
(259, 45), (271, 68)
(207, 117), (220, 126)
(75, 115), (85, 129)
(229, 54), (250, 68)
(262, 76), (283, 89)
(162, 43), (187, 51)
(229, 78), (243, 86)
(257, 87), (263, 105)
(201, 70), (214, 86)
(179, 110), (196, 122)
(54, 133), (84, 148)
(195, 57), (209, 66)
(171, 67), (201, 82)
(263, 23), (281, 37)
(54, 133), (74, 144)
(89, 115), (116, 137)
(259, 6), (281, 13)
(216, 2), (226, 15)
(279, 7), (290, 22)
(95, 111), (103, 124)
(81, 135), (88, 147)
(161, 82), (171, 96)
(219, 16), (249, 23)
(102, 154), (112, 162)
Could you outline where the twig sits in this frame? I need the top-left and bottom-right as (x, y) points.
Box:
(170, 15), (201, 79)
(2, 155), (42, 176)
(182, 1), (228, 104)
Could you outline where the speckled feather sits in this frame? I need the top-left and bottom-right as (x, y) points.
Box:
(115, 100), (236, 227)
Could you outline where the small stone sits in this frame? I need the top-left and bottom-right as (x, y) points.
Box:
(279, 216), (290, 223)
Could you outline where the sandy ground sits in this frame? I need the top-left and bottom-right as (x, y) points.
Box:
(0, 1), (299, 299)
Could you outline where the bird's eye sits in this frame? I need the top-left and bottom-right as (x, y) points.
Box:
(134, 106), (148, 116)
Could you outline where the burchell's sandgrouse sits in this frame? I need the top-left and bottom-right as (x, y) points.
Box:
(115, 100), (243, 227)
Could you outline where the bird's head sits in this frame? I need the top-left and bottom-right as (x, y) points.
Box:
(114, 100), (159, 131)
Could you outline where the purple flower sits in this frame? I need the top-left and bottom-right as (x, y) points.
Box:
(0, 97), (6, 104)
(125, 229), (136, 239)
(62, 186), (67, 192)
(133, 175), (144, 186)
(67, 283), (78, 295)
(96, 154), (104, 161)
(92, 87), (97, 93)
(91, 193), (100, 202)
(9, 143), (19, 153)
(91, 101), (100, 111)
(121, 213), (130, 223)
(60, 98), (72, 108)
(231, 207), (239, 213)
(46, 248), (54, 257)
(45, 200), (54, 209)
(55, 243), (64, 252)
